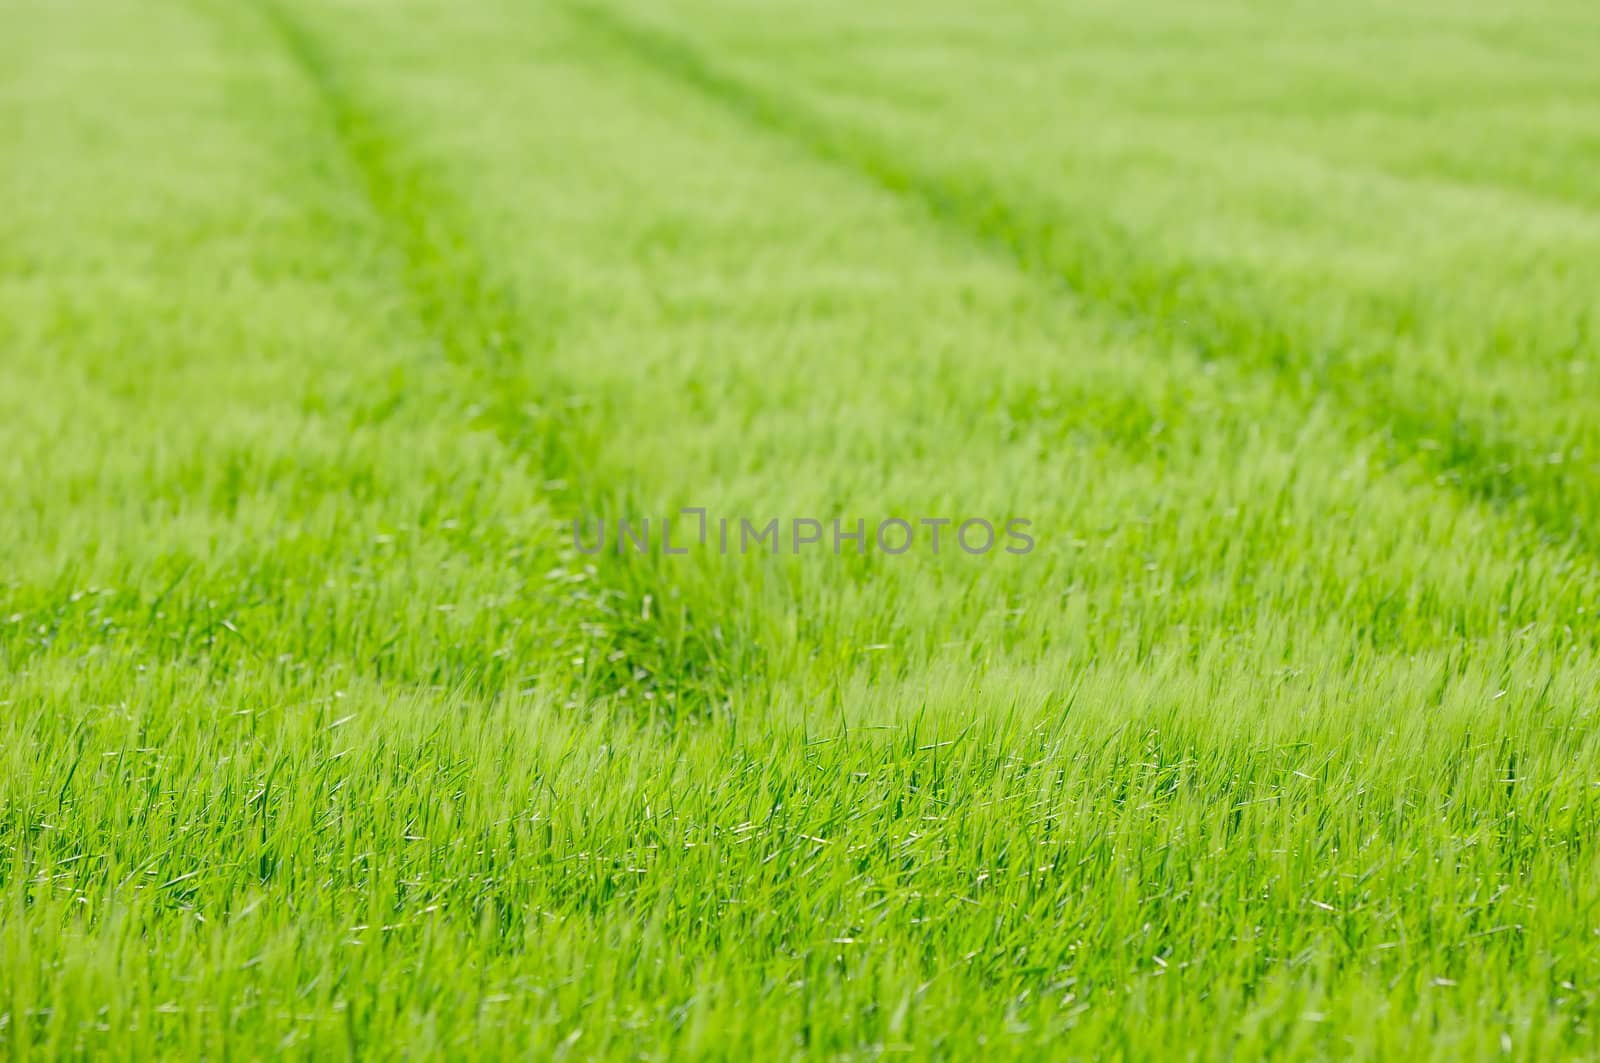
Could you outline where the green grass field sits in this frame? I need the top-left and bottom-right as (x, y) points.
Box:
(4, 0), (1600, 1056)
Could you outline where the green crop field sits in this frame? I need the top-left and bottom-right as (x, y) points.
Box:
(4, 0), (1599, 1057)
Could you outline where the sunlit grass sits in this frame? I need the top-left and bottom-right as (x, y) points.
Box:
(3, 0), (1598, 1056)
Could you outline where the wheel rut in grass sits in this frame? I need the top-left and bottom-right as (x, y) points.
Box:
(245, 0), (749, 714)
(564, 1), (1600, 563)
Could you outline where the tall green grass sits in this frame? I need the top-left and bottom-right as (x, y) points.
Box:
(3, 0), (1598, 1055)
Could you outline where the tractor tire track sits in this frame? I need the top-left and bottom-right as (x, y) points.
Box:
(241, 0), (749, 714)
